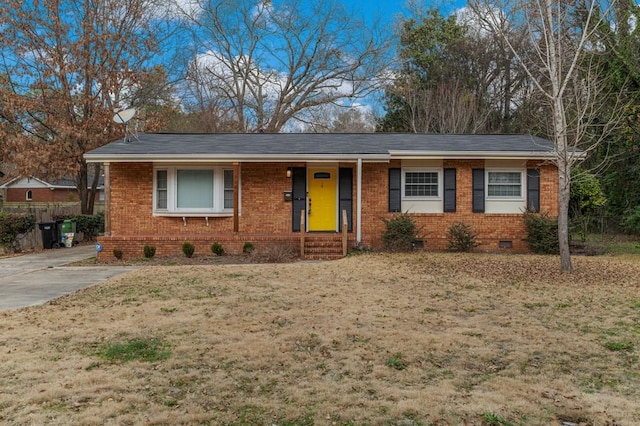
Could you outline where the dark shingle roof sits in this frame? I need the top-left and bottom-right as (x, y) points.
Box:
(84, 133), (557, 162)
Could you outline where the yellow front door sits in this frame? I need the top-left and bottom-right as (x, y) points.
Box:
(307, 168), (337, 231)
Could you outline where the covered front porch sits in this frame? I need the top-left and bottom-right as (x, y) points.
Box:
(97, 160), (370, 259)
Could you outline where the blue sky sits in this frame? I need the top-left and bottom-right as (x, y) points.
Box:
(345, 0), (464, 25)
(351, 0), (409, 23)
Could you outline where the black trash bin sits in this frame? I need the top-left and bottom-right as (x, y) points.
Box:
(38, 221), (61, 249)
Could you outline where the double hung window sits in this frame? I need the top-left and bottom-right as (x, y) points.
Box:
(487, 171), (523, 199)
(403, 169), (440, 198)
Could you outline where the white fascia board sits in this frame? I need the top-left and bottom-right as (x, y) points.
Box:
(0, 176), (53, 189)
(84, 153), (391, 163)
(0, 177), (20, 188)
(388, 150), (559, 160)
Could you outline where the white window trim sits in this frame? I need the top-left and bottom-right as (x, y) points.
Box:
(153, 166), (233, 216)
(401, 167), (442, 200)
(486, 169), (525, 201)
(26, 190), (33, 201)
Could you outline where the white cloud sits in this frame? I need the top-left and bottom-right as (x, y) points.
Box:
(455, 6), (502, 39)
(163, 0), (203, 20)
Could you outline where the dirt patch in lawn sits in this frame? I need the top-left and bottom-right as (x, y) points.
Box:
(1, 253), (639, 425)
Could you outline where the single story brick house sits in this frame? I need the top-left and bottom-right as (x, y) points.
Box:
(84, 133), (558, 259)
(0, 176), (104, 207)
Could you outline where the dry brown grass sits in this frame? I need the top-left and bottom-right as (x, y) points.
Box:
(1, 253), (639, 425)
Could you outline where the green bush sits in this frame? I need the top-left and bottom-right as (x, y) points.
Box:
(0, 212), (35, 252)
(182, 241), (195, 258)
(447, 222), (479, 252)
(621, 206), (640, 234)
(523, 211), (559, 254)
(381, 213), (421, 252)
(211, 242), (225, 256)
(58, 213), (104, 240)
(143, 245), (156, 258)
(113, 248), (123, 260)
(242, 241), (255, 254)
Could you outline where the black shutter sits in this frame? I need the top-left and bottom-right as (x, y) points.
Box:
(527, 168), (540, 213)
(443, 168), (456, 212)
(291, 167), (306, 232)
(472, 168), (485, 213)
(389, 168), (401, 212)
(339, 168), (353, 232)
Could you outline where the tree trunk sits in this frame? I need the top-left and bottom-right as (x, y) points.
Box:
(554, 97), (573, 272)
(77, 160), (99, 215)
(558, 158), (573, 272)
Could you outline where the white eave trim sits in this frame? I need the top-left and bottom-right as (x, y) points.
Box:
(84, 153), (391, 163)
(387, 150), (561, 160)
(0, 176), (75, 189)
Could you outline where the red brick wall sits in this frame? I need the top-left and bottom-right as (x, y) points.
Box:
(6, 187), (79, 203)
(99, 160), (558, 258)
(359, 160), (558, 251)
(102, 162), (303, 258)
(239, 163), (303, 234)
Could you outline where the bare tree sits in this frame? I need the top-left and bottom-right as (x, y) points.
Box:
(397, 80), (492, 133)
(378, 7), (532, 134)
(0, 0), (176, 214)
(177, 0), (390, 133)
(329, 107), (376, 133)
(470, 0), (625, 271)
(298, 105), (376, 133)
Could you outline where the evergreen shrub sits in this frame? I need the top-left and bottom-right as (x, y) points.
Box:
(382, 213), (421, 252)
(523, 211), (559, 254)
(182, 241), (195, 258)
(447, 222), (479, 252)
(143, 245), (156, 258)
(211, 242), (225, 256)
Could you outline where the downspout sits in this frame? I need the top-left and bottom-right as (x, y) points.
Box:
(357, 158), (362, 245)
(103, 162), (111, 236)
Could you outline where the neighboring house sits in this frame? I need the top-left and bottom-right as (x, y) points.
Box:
(84, 133), (559, 259)
(0, 176), (104, 208)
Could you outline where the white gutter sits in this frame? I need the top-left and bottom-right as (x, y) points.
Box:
(387, 150), (559, 160)
(84, 153), (391, 163)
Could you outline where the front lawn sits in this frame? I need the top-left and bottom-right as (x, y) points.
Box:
(0, 253), (639, 425)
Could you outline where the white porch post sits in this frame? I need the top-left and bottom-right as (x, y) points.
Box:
(357, 158), (362, 245)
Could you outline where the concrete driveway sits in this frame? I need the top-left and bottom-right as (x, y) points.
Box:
(0, 245), (135, 311)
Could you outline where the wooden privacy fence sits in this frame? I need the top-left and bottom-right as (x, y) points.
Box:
(1, 205), (83, 252)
